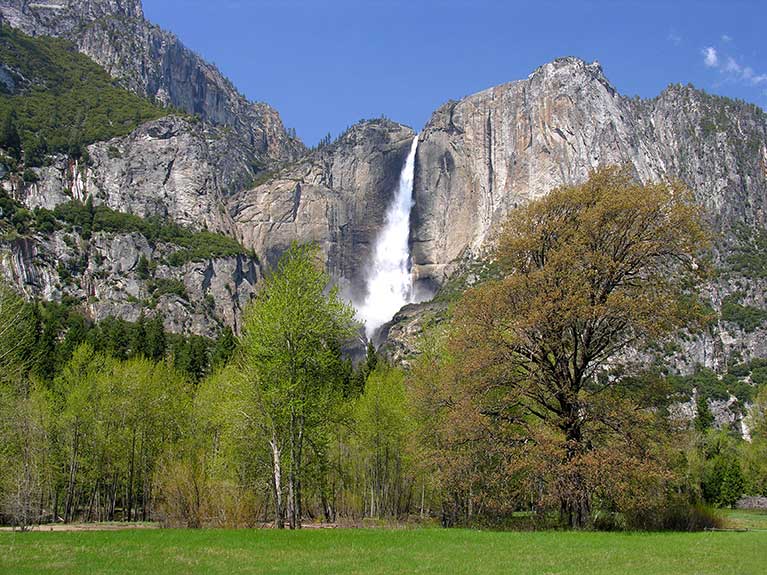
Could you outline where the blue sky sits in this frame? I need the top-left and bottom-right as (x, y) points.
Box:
(143, 0), (766, 146)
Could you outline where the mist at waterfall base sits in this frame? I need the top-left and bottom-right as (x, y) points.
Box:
(356, 137), (421, 340)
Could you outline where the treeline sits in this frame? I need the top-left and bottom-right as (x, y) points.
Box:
(0, 286), (237, 528)
(0, 25), (166, 165)
(2, 169), (766, 531)
(8, 295), (234, 384)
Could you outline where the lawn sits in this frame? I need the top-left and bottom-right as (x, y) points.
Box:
(1, 525), (766, 575)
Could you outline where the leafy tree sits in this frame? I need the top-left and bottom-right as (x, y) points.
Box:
(144, 316), (166, 362)
(238, 243), (356, 528)
(718, 459), (745, 508)
(450, 166), (707, 527)
(351, 365), (414, 518)
(742, 386), (767, 496)
(210, 326), (236, 368)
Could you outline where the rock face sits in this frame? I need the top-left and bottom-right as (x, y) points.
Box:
(0, 230), (259, 337)
(4, 116), (237, 234)
(412, 57), (767, 285)
(390, 58), (767, 376)
(0, 0), (305, 183)
(230, 119), (416, 300)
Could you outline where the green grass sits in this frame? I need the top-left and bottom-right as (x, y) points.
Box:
(1, 528), (766, 575)
(723, 509), (767, 530)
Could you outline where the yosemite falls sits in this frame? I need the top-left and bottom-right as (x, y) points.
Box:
(357, 136), (420, 339)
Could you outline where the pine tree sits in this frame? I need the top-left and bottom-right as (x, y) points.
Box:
(695, 394), (715, 433)
(719, 460), (745, 508)
(1, 111), (21, 160)
(144, 316), (166, 361)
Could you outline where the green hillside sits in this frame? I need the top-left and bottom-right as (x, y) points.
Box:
(0, 25), (166, 162)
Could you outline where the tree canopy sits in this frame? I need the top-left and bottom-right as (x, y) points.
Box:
(449, 166), (709, 526)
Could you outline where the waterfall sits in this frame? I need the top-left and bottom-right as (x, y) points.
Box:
(357, 136), (419, 339)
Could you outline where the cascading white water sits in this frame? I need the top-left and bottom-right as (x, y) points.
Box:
(357, 136), (419, 339)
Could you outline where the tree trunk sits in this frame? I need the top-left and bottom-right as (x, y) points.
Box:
(269, 436), (284, 529)
(64, 427), (79, 524)
(127, 428), (136, 522)
(294, 416), (304, 529)
(562, 417), (590, 529)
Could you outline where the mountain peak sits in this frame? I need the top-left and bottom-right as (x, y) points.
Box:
(529, 57), (607, 82)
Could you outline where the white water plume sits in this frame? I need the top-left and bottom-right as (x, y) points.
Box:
(357, 136), (419, 339)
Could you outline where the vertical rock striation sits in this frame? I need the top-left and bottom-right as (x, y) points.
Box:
(412, 57), (767, 285)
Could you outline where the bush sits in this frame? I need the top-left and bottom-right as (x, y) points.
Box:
(148, 278), (188, 301)
(624, 500), (723, 531)
(154, 457), (257, 529)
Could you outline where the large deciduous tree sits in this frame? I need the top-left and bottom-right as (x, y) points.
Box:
(451, 166), (708, 527)
(238, 243), (356, 529)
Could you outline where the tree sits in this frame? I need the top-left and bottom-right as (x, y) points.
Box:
(238, 243), (356, 528)
(210, 326), (236, 368)
(695, 394), (715, 433)
(718, 459), (745, 508)
(0, 281), (35, 385)
(144, 316), (166, 361)
(450, 166), (707, 527)
(1, 111), (21, 161)
(351, 365), (414, 519)
(742, 386), (767, 496)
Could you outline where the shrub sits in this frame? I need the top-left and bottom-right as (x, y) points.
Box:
(148, 278), (188, 301)
(154, 456), (257, 529)
(623, 498), (723, 531)
(721, 293), (767, 332)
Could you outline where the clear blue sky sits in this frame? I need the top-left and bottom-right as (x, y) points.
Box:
(143, 0), (766, 146)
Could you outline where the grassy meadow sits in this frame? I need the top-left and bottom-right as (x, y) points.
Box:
(1, 513), (766, 575)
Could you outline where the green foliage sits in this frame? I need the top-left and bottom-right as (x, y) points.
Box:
(350, 365), (415, 517)
(136, 255), (151, 280)
(728, 227), (767, 279)
(668, 367), (755, 404)
(0, 25), (166, 158)
(238, 242), (357, 527)
(169, 334), (211, 382)
(720, 293), (767, 333)
(210, 326), (236, 369)
(0, 281), (36, 385)
(694, 395), (714, 433)
(0, 109), (21, 160)
(147, 278), (188, 301)
(703, 453), (745, 508)
(12, 297), (216, 382)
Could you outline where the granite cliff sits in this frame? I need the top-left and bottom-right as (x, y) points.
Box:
(0, 0), (305, 192)
(229, 119), (416, 300)
(0, 3), (766, 378)
(411, 58), (767, 287)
